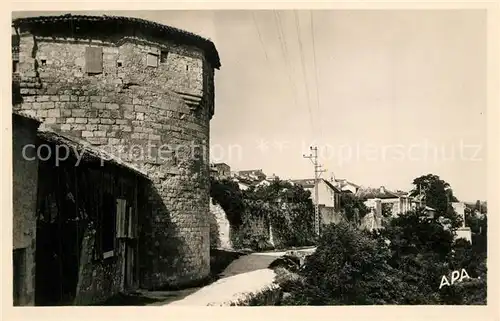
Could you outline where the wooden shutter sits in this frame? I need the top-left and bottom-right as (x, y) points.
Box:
(146, 53), (158, 67)
(85, 47), (103, 74)
(116, 199), (127, 238)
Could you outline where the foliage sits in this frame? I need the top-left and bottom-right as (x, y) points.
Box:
(410, 174), (458, 214)
(465, 211), (487, 256)
(209, 177), (245, 227)
(232, 199), (275, 251)
(381, 203), (394, 217)
(279, 207), (487, 305)
(339, 192), (370, 224)
(242, 180), (316, 249)
(210, 177), (315, 251)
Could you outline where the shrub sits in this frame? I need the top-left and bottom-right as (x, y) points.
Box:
(282, 222), (410, 305)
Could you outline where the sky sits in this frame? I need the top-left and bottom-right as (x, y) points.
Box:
(12, 10), (487, 201)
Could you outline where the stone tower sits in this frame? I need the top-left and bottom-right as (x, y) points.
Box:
(12, 14), (221, 289)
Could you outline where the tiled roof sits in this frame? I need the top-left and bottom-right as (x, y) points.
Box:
(12, 14), (221, 69)
(38, 129), (149, 179)
(355, 187), (400, 200)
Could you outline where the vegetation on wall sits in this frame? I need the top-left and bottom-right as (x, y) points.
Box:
(210, 178), (315, 250)
(209, 177), (245, 227)
(339, 192), (370, 225)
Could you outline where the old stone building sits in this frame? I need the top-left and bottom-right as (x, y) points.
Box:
(12, 14), (221, 298)
(35, 129), (149, 305)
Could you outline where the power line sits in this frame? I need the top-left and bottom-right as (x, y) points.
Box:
(252, 12), (270, 63)
(293, 10), (316, 139)
(309, 10), (324, 139)
(274, 11), (314, 134)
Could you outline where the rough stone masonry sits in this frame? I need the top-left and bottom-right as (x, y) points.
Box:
(12, 15), (221, 289)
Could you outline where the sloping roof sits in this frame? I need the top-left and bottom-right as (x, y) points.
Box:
(236, 169), (266, 177)
(290, 178), (342, 193)
(289, 179), (316, 188)
(12, 14), (221, 69)
(12, 111), (42, 124)
(38, 129), (149, 179)
(323, 180), (343, 193)
(335, 178), (360, 188)
(355, 186), (400, 200)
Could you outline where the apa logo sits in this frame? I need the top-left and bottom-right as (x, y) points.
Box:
(439, 269), (470, 289)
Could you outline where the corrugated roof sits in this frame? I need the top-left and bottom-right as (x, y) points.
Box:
(12, 14), (221, 69)
(38, 129), (149, 179)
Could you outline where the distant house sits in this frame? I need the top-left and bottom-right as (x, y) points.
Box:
(356, 186), (413, 217)
(210, 163), (231, 179)
(328, 174), (360, 194)
(233, 169), (267, 181)
(289, 178), (343, 226)
(231, 169), (268, 191)
(290, 178), (342, 210)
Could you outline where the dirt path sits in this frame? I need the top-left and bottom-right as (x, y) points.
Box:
(218, 253), (279, 278)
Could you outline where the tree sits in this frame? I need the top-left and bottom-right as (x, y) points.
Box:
(340, 192), (370, 225)
(277, 207), (486, 305)
(410, 174), (462, 229)
(410, 174), (458, 214)
(281, 222), (422, 305)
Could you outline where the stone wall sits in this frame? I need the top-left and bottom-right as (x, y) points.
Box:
(319, 205), (344, 226)
(209, 198), (233, 249)
(13, 24), (217, 289)
(12, 114), (40, 306)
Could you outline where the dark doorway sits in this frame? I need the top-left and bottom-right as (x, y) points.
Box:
(35, 164), (84, 306)
(13, 248), (26, 306)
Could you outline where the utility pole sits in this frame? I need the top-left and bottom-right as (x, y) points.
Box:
(303, 146), (326, 236)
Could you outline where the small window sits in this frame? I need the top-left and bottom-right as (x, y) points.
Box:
(41, 59), (47, 66)
(147, 53), (159, 67)
(186, 64), (189, 71)
(160, 51), (168, 63)
(12, 60), (19, 73)
(117, 61), (122, 67)
(85, 47), (103, 74)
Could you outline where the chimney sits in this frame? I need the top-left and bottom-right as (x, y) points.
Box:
(380, 186), (385, 194)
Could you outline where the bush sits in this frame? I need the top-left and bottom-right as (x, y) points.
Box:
(278, 209), (487, 305)
(282, 223), (411, 305)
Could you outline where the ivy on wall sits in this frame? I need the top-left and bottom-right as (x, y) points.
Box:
(210, 178), (316, 250)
